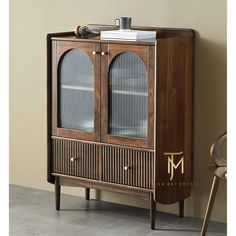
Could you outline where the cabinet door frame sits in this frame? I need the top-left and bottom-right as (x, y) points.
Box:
(101, 43), (155, 149)
(51, 40), (101, 141)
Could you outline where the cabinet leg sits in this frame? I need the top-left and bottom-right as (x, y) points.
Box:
(200, 176), (220, 236)
(150, 192), (156, 230)
(85, 188), (90, 201)
(179, 200), (184, 218)
(55, 176), (61, 211)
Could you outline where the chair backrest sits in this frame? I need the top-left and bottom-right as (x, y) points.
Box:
(210, 132), (227, 167)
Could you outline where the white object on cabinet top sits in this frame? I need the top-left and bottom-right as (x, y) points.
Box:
(100, 30), (157, 41)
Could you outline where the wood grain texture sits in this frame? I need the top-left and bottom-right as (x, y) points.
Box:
(47, 34), (54, 184)
(154, 34), (194, 204)
(102, 145), (154, 189)
(53, 173), (152, 197)
(85, 188), (90, 200)
(150, 192), (156, 230)
(55, 176), (61, 210)
(47, 32), (75, 184)
(51, 135), (153, 152)
(179, 200), (184, 218)
(200, 176), (220, 236)
(50, 26), (193, 45)
(52, 137), (154, 189)
(47, 27), (195, 209)
(52, 137), (99, 180)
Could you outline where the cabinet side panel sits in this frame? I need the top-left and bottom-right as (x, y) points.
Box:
(47, 32), (74, 184)
(47, 34), (55, 184)
(155, 36), (194, 204)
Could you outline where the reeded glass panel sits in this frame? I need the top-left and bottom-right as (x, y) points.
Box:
(109, 52), (148, 139)
(59, 49), (94, 132)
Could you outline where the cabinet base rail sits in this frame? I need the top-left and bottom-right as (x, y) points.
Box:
(54, 176), (185, 229)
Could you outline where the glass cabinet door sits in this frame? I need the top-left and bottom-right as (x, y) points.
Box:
(59, 49), (94, 132)
(101, 43), (155, 149)
(108, 52), (148, 139)
(52, 41), (100, 141)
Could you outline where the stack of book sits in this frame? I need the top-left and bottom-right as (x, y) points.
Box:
(100, 30), (157, 41)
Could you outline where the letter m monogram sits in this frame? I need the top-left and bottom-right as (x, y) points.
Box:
(164, 151), (184, 181)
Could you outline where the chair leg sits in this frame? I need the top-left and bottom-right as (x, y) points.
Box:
(200, 176), (220, 236)
(150, 192), (156, 230)
(179, 200), (184, 218)
(85, 188), (90, 200)
(55, 176), (61, 211)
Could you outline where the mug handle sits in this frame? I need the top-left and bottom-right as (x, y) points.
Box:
(115, 18), (120, 27)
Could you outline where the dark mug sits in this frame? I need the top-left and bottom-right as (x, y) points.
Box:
(115, 17), (132, 30)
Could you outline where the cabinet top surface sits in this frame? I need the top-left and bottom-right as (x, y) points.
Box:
(48, 27), (194, 46)
(51, 35), (157, 46)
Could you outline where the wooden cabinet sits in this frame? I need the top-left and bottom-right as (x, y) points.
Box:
(47, 26), (194, 229)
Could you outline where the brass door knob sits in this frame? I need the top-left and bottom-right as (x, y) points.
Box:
(101, 51), (108, 56)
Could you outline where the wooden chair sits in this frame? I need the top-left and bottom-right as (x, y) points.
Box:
(200, 132), (227, 236)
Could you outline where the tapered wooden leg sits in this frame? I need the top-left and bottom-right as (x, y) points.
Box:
(85, 188), (90, 201)
(179, 200), (184, 218)
(150, 192), (156, 230)
(200, 176), (220, 236)
(95, 189), (101, 200)
(55, 176), (61, 211)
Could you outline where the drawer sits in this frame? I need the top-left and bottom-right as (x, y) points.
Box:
(102, 146), (154, 189)
(52, 138), (99, 180)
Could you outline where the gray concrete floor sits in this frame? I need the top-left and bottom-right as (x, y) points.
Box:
(10, 185), (226, 236)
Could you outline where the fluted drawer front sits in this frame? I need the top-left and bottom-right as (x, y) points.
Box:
(102, 146), (154, 189)
(52, 138), (99, 180)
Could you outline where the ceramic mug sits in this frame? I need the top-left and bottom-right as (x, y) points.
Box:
(115, 17), (132, 30)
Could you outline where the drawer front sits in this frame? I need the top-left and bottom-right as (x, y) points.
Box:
(102, 146), (154, 189)
(52, 138), (99, 180)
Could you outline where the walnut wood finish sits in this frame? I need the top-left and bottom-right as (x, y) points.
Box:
(102, 145), (154, 189)
(47, 31), (77, 184)
(150, 192), (156, 230)
(51, 135), (154, 152)
(52, 138), (99, 180)
(51, 26), (193, 45)
(154, 35), (194, 204)
(200, 176), (220, 236)
(47, 27), (194, 229)
(85, 188), (90, 200)
(179, 200), (184, 218)
(201, 133), (227, 236)
(54, 173), (151, 196)
(52, 137), (154, 188)
(55, 176), (61, 210)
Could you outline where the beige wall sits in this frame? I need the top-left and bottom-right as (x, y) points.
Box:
(10, 0), (226, 223)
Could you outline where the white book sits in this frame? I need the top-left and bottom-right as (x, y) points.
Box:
(101, 30), (157, 40)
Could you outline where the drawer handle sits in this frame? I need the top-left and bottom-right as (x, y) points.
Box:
(123, 166), (130, 171)
(70, 157), (79, 162)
